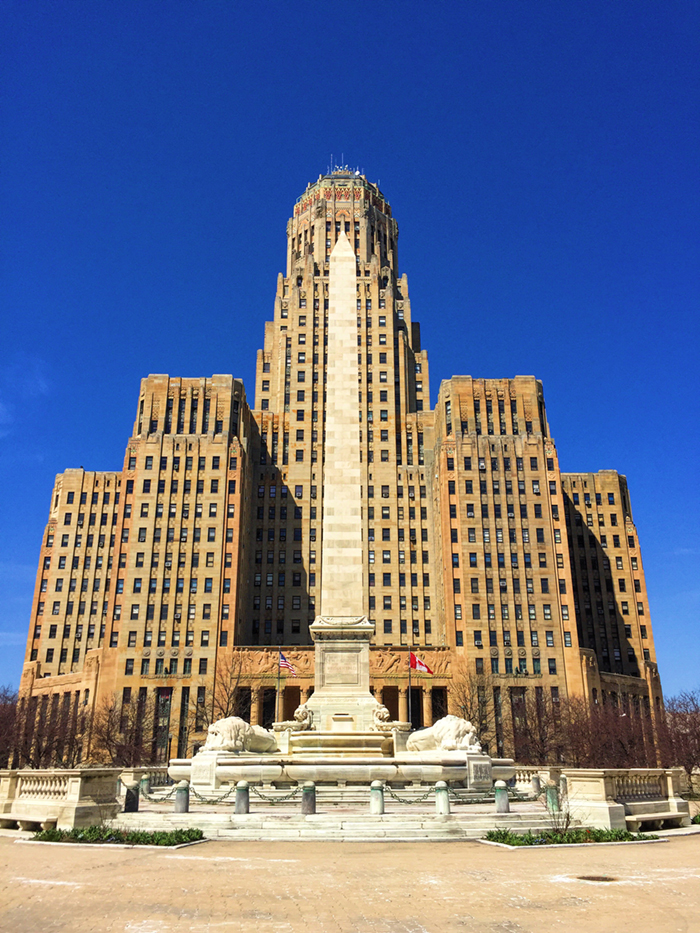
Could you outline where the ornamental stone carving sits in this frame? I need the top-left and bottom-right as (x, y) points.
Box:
(202, 717), (277, 754)
(406, 715), (481, 753)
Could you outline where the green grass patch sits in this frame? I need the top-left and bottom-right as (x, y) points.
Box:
(31, 826), (204, 846)
(484, 828), (657, 846)
(691, 813), (700, 825)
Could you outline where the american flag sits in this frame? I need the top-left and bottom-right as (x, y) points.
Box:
(279, 652), (297, 676)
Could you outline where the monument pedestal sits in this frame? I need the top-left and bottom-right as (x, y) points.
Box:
(303, 615), (383, 733)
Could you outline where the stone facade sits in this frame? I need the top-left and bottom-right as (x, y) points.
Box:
(17, 170), (664, 761)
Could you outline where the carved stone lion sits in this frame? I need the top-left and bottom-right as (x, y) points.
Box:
(293, 703), (313, 730)
(371, 702), (392, 729)
(406, 715), (481, 753)
(202, 717), (278, 753)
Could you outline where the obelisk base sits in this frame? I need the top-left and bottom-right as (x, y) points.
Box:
(304, 615), (381, 732)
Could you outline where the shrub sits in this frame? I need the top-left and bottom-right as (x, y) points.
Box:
(32, 826), (204, 846)
(484, 828), (656, 846)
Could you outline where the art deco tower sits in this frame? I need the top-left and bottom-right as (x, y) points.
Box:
(242, 170), (435, 648)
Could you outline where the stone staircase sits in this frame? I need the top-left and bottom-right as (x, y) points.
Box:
(113, 805), (556, 842)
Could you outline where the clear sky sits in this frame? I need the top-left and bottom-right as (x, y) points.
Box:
(1, 1), (698, 694)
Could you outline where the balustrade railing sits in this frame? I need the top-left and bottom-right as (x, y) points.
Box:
(17, 773), (70, 800)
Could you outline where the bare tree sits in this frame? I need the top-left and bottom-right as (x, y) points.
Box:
(660, 690), (700, 788)
(509, 686), (566, 765)
(176, 650), (262, 758)
(448, 663), (497, 755)
(11, 692), (88, 769)
(88, 692), (158, 767)
(0, 685), (18, 768)
(211, 649), (259, 722)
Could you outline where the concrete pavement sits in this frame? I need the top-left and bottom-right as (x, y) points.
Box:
(2, 834), (699, 932)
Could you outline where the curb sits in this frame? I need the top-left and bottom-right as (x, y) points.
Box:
(475, 837), (669, 850)
(14, 837), (210, 851)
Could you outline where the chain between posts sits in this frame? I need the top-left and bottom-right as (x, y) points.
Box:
(384, 785), (435, 805)
(138, 785), (178, 803)
(189, 784), (237, 804)
(250, 785), (303, 804)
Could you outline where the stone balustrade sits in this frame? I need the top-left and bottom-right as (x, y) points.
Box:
(118, 765), (171, 795)
(512, 766), (561, 795)
(0, 767), (122, 831)
(563, 767), (690, 830)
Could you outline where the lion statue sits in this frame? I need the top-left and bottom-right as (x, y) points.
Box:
(202, 716), (278, 753)
(406, 714), (481, 753)
(371, 702), (392, 729)
(293, 703), (313, 730)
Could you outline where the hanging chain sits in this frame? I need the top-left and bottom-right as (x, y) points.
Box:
(138, 785), (178, 803)
(189, 784), (237, 804)
(384, 785), (435, 805)
(250, 785), (303, 804)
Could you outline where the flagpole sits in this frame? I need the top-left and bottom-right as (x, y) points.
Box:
(276, 649), (282, 724)
(407, 648), (412, 727)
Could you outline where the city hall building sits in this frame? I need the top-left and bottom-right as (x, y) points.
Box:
(18, 170), (663, 761)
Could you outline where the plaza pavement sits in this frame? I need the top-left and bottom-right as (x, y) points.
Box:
(1, 833), (699, 933)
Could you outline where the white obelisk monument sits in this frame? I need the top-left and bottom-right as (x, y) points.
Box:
(305, 232), (378, 733)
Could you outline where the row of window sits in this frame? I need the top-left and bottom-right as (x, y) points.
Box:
(454, 577), (567, 595)
(47, 533), (115, 549)
(63, 490), (118, 506)
(455, 604), (570, 622)
(371, 596), (430, 610)
(126, 455), (228, 472)
(139, 478), (234, 495)
(471, 629), (560, 647)
(456, 479), (556, 496)
(572, 531), (634, 549)
(458, 551), (557, 568)
(458, 527), (563, 545)
(570, 491), (615, 506)
(472, 655), (557, 675)
(253, 595), (312, 611)
(453, 502), (555, 520)
(124, 657), (208, 677)
(367, 573), (431, 588)
(450, 455), (552, 473)
(369, 550), (429, 564)
(380, 619), (432, 634)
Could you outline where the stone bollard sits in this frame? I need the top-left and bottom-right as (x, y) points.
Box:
(174, 780), (190, 814)
(301, 781), (316, 815)
(435, 781), (451, 816)
(124, 781), (140, 813)
(494, 780), (510, 814)
(139, 774), (151, 797)
(370, 781), (385, 815)
(531, 774), (541, 797)
(545, 781), (560, 812)
(235, 780), (250, 815)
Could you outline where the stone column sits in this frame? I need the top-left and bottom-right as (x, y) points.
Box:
(251, 688), (264, 726)
(422, 686), (433, 728)
(399, 688), (409, 723)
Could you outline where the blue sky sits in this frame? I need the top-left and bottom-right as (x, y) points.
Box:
(1, 1), (698, 694)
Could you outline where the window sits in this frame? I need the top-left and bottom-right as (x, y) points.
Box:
(548, 659), (557, 675)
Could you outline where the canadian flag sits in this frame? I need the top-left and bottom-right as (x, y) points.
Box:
(410, 651), (433, 675)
